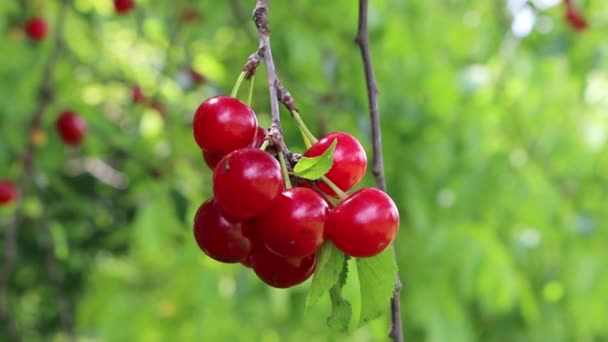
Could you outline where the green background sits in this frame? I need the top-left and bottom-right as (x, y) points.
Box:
(1, 0), (607, 341)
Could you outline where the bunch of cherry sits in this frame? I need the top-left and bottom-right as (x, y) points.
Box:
(192, 95), (399, 288)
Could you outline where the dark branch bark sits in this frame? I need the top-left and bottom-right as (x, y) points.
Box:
(354, 1), (403, 341)
(0, 1), (71, 340)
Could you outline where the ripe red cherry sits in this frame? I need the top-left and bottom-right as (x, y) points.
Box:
(202, 126), (267, 170)
(0, 181), (19, 205)
(193, 198), (253, 263)
(56, 111), (87, 146)
(25, 17), (47, 41)
(132, 86), (146, 104)
(114, 0), (135, 14)
(189, 68), (205, 85)
(303, 132), (367, 197)
(328, 188), (399, 258)
(258, 188), (328, 258)
(566, 7), (587, 31)
(241, 223), (262, 268)
(250, 245), (316, 288)
(213, 148), (283, 219)
(192, 96), (258, 154)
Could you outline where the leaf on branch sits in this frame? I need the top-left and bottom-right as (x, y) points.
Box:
(293, 139), (337, 180)
(356, 247), (398, 326)
(306, 241), (345, 311)
(327, 256), (351, 332)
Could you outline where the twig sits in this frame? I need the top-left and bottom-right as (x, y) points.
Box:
(0, 0), (70, 339)
(354, 1), (403, 341)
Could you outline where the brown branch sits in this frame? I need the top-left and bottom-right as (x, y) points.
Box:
(0, 0), (70, 339)
(354, 1), (403, 341)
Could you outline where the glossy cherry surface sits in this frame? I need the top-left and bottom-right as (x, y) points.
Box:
(0, 181), (19, 205)
(25, 17), (47, 41)
(202, 126), (267, 170)
(327, 188), (399, 257)
(303, 132), (367, 197)
(192, 96), (258, 154)
(213, 148), (283, 219)
(250, 245), (316, 288)
(114, 0), (135, 14)
(258, 187), (328, 258)
(56, 111), (87, 146)
(193, 198), (253, 263)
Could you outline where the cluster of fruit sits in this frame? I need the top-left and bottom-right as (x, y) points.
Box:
(191, 95), (399, 288)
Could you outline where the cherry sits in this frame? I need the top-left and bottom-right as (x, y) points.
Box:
(132, 86), (146, 104)
(213, 148), (283, 219)
(566, 7), (587, 31)
(303, 132), (367, 197)
(189, 68), (205, 85)
(258, 188), (328, 258)
(0, 181), (19, 205)
(327, 188), (399, 258)
(56, 111), (87, 146)
(193, 198), (253, 263)
(202, 126), (267, 170)
(241, 223), (262, 268)
(114, 0), (135, 14)
(250, 245), (316, 288)
(192, 96), (258, 154)
(25, 17), (47, 41)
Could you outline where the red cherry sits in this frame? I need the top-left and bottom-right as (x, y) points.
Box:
(189, 68), (205, 85)
(192, 96), (258, 154)
(213, 148), (283, 219)
(328, 188), (399, 258)
(250, 245), (316, 288)
(193, 198), (253, 263)
(56, 111), (87, 146)
(0, 181), (19, 205)
(303, 132), (367, 197)
(258, 188), (328, 258)
(202, 127), (267, 170)
(25, 17), (47, 41)
(566, 8), (588, 31)
(202, 150), (224, 170)
(241, 223), (262, 268)
(132, 86), (146, 104)
(114, 0), (135, 14)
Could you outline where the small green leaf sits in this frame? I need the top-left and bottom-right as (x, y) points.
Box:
(293, 138), (337, 180)
(356, 247), (398, 326)
(170, 188), (188, 225)
(306, 242), (345, 310)
(327, 284), (352, 332)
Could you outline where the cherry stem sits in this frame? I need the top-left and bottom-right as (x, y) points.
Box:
(278, 152), (292, 189)
(355, 0), (402, 341)
(247, 75), (255, 106)
(230, 71), (247, 98)
(320, 176), (348, 201)
(290, 109), (318, 146)
(259, 139), (270, 151)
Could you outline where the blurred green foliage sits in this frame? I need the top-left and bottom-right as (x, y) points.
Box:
(1, 0), (607, 341)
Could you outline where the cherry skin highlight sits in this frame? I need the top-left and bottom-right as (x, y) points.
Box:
(193, 198), (253, 263)
(192, 96), (258, 154)
(303, 132), (367, 197)
(328, 188), (399, 258)
(56, 111), (87, 146)
(25, 17), (47, 41)
(0, 181), (19, 205)
(250, 244), (316, 288)
(258, 187), (328, 258)
(202, 126), (267, 170)
(213, 148), (283, 219)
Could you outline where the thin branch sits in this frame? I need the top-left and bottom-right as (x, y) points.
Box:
(0, 0), (70, 339)
(354, 1), (403, 341)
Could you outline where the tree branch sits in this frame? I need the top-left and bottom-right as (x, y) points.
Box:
(354, 1), (403, 341)
(0, 0), (70, 339)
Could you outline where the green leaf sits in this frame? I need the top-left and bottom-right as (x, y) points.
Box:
(356, 247), (398, 326)
(170, 188), (189, 225)
(293, 138), (337, 180)
(306, 242), (345, 310)
(327, 257), (351, 332)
